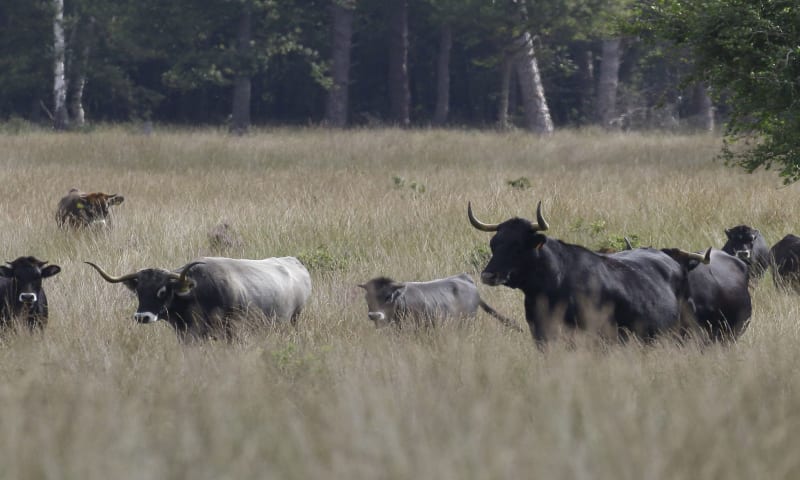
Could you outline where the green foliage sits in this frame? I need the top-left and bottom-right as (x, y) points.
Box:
(466, 243), (492, 272)
(392, 176), (426, 194)
(297, 245), (350, 273)
(506, 177), (532, 190)
(269, 341), (328, 379)
(629, 0), (800, 183)
(0, 116), (45, 134)
(598, 234), (640, 252)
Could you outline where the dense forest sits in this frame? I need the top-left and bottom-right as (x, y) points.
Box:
(0, 0), (718, 132)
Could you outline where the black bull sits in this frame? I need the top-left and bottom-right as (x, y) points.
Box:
(468, 202), (708, 344)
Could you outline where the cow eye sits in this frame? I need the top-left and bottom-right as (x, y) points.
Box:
(156, 286), (168, 299)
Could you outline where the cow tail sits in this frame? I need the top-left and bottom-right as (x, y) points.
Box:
(479, 300), (523, 332)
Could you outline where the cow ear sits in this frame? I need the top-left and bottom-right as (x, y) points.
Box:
(108, 195), (124, 206)
(357, 283), (366, 290)
(122, 278), (138, 292)
(724, 228), (731, 238)
(0, 266), (12, 278)
(389, 283), (405, 302)
(41, 265), (61, 278)
(174, 279), (197, 297)
(75, 201), (86, 210)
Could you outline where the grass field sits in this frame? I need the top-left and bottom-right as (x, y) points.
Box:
(0, 127), (799, 478)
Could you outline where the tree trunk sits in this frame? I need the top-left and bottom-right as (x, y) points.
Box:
(52, 0), (69, 130)
(432, 24), (452, 126)
(70, 17), (94, 127)
(595, 38), (622, 128)
(231, 1), (252, 135)
(497, 55), (513, 129)
(388, 0), (410, 126)
(688, 83), (715, 131)
(324, 0), (355, 128)
(578, 46), (595, 126)
(514, 32), (553, 134)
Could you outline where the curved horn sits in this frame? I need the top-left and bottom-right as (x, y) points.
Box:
(534, 201), (549, 232)
(169, 261), (205, 285)
(84, 261), (140, 283)
(467, 202), (500, 232)
(702, 247), (712, 264)
(624, 237), (633, 250)
(676, 249), (711, 265)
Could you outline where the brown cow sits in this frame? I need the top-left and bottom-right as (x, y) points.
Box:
(56, 188), (124, 228)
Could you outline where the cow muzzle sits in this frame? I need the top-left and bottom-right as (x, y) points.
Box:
(18, 292), (37, 304)
(735, 250), (751, 260)
(481, 271), (507, 286)
(133, 312), (158, 324)
(367, 311), (386, 322)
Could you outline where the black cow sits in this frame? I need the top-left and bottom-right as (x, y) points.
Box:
(0, 256), (61, 331)
(85, 256), (312, 340)
(468, 202), (706, 344)
(722, 225), (769, 279)
(358, 273), (522, 331)
(663, 248), (751, 342)
(770, 234), (800, 293)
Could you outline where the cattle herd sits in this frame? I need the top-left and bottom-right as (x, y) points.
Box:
(3, 189), (800, 345)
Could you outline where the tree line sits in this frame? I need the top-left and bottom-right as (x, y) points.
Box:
(0, 0), (718, 133)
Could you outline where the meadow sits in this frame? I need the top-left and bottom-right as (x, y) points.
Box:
(0, 127), (799, 479)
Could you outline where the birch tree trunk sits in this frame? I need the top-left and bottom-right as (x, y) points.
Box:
(52, 0), (69, 130)
(497, 55), (513, 129)
(595, 38), (622, 128)
(388, 0), (410, 126)
(432, 24), (452, 126)
(514, 32), (553, 134)
(70, 17), (94, 127)
(324, 0), (355, 128)
(231, 1), (252, 135)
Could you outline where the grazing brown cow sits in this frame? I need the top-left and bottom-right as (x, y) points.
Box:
(56, 188), (124, 228)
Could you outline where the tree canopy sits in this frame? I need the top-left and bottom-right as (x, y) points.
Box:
(630, 0), (800, 182)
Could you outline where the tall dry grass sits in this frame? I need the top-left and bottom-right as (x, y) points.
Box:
(0, 126), (798, 478)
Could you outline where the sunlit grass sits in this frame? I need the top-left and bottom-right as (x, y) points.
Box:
(0, 126), (798, 478)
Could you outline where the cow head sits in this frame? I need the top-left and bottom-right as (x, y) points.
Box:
(722, 225), (760, 262)
(0, 257), (61, 308)
(357, 277), (405, 327)
(85, 261), (203, 323)
(63, 189), (124, 227)
(468, 201), (549, 288)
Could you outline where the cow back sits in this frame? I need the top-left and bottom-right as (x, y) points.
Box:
(397, 273), (481, 322)
(685, 249), (751, 340)
(187, 256), (311, 322)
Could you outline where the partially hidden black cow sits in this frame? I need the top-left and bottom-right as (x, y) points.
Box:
(770, 234), (800, 293)
(662, 248), (751, 342)
(468, 201), (707, 344)
(358, 273), (522, 331)
(722, 225), (769, 280)
(0, 256), (61, 331)
(56, 188), (124, 228)
(85, 256), (311, 340)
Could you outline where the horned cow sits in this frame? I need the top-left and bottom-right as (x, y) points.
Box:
(722, 225), (769, 280)
(0, 256), (61, 331)
(468, 201), (706, 344)
(85, 256), (311, 340)
(358, 273), (521, 331)
(57, 188), (124, 228)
